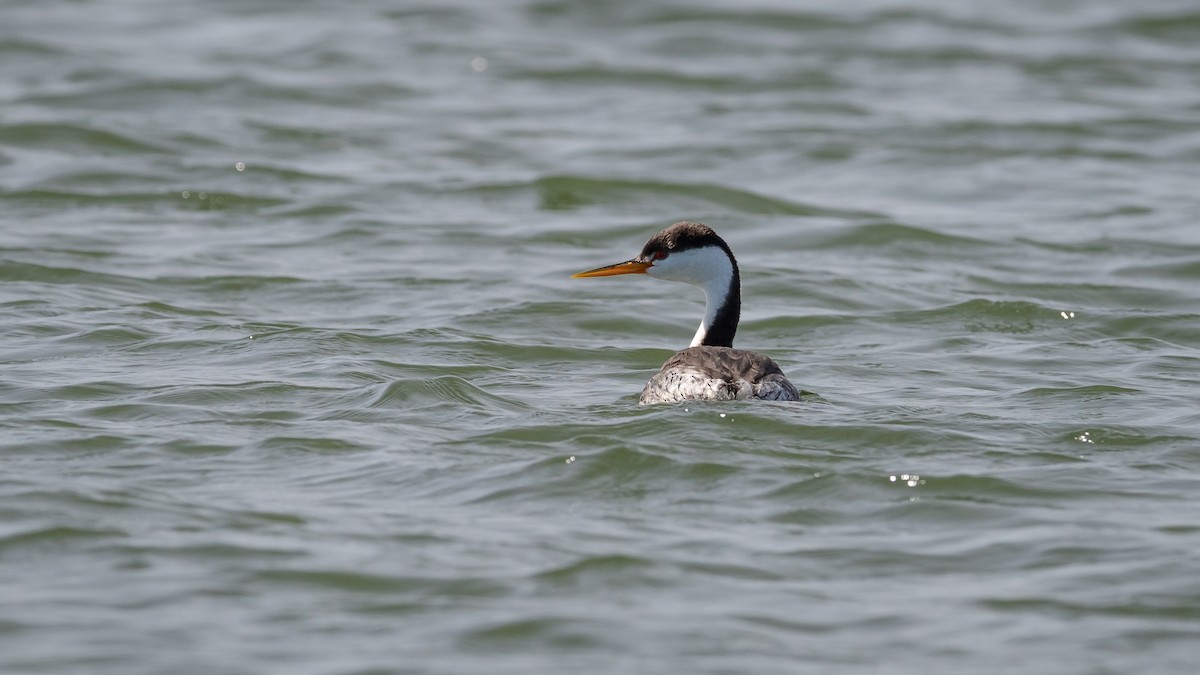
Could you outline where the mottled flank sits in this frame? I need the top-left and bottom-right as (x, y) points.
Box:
(640, 346), (801, 404)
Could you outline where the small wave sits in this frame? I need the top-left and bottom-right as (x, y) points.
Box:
(1116, 257), (1200, 281)
(538, 174), (853, 216)
(1016, 384), (1139, 400)
(255, 436), (374, 454)
(465, 174), (857, 218)
(903, 299), (1055, 334)
(533, 554), (656, 585)
(0, 260), (142, 286)
(2, 187), (286, 211)
(0, 525), (126, 552)
(0, 121), (170, 154)
(803, 221), (995, 251)
(257, 568), (509, 597)
(458, 615), (610, 650)
(1111, 11), (1200, 41)
(367, 375), (532, 412)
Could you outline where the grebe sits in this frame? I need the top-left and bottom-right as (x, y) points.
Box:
(573, 221), (801, 405)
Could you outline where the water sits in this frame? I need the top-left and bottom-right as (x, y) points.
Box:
(3, 0), (1200, 672)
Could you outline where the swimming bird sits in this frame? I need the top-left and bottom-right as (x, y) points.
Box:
(573, 221), (801, 405)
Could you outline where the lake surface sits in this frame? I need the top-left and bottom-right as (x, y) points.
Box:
(3, 1), (1200, 673)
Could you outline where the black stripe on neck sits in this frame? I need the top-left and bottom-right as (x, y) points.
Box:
(701, 262), (740, 348)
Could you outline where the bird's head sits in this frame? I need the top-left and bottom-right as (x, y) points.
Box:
(571, 221), (737, 288)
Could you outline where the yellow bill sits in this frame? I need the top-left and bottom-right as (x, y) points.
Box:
(571, 260), (652, 278)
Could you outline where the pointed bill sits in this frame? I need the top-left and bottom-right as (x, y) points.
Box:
(571, 259), (652, 278)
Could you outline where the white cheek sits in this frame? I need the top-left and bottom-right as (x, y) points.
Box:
(646, 259), (684, 282)
(648, 248), (725, 285)
(646, 254), (678, 281)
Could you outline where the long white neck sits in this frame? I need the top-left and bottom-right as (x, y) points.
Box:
(645, 246), (738, 348)
(689, 266), (733, 346)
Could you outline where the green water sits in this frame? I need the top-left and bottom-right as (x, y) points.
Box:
(3, 1), (1200, 673)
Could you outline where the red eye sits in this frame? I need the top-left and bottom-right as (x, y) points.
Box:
(653, 251), (667, 261)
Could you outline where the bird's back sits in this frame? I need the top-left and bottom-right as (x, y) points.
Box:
(639, 346), (800, 405)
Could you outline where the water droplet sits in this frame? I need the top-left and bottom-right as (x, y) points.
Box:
(892, 473), (923, 487)
(470, 56), (488, 72)
(181, 191), (190, 199)
(235, 161), (246, 172)
(198, 192), (207, 200)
